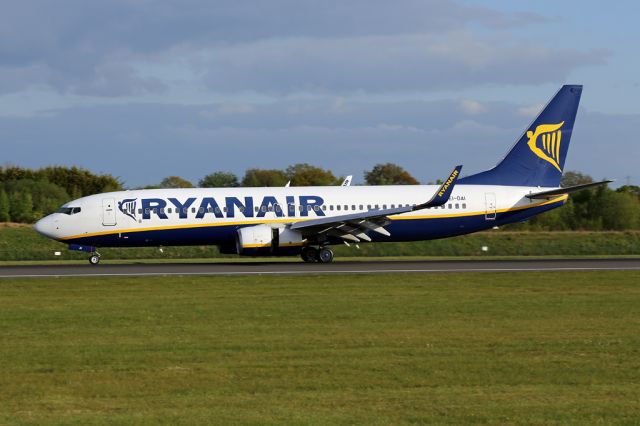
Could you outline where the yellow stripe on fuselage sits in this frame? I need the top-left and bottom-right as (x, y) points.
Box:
(60, 195), (567, 241)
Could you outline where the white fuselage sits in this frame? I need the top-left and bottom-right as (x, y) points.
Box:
(34, 184), (565, 250)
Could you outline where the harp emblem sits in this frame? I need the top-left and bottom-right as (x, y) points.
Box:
(118, 198), (137, 221)
(526, 121), (564, 172)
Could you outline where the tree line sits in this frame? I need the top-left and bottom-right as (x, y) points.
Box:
(145, 163), (418, 189)
(0, 165), (638, 230)
(0, 166), (122, 224)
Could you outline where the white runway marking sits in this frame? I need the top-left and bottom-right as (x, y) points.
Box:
(2, 266), (640, 278)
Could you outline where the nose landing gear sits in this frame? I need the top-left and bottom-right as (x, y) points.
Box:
(68, 244), (102, 265)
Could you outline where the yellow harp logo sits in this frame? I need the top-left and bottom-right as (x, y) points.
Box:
(526, 121), (564, 172)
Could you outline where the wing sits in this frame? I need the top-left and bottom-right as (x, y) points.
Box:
(289, 165), (462, 243)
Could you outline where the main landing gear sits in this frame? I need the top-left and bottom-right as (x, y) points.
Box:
(301, 246), (334, 263)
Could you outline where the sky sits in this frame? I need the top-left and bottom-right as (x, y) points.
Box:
(1, 0), (638, 188)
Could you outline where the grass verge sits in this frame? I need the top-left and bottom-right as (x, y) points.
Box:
(1, 271), (639, 424)
(1, 223), (639, 261)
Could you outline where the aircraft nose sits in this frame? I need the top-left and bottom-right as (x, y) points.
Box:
(34, 216), (58, 240)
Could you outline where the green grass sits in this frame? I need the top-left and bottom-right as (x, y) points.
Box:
(1, 272), (639, 424)
(1, 223), (639, 261)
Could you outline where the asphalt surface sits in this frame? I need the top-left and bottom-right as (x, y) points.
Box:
(1, 258), (639, 278)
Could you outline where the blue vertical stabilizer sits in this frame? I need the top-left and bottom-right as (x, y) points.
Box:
(458, 85), (582, 187)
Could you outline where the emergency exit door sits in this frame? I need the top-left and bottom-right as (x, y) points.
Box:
(485, 193), (496, 220)
(102, 198), (117, 226)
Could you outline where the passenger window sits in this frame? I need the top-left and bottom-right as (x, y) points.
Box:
(352, 205), (356, 210)
(314, 205), (320, 211)
(447, 204), (452, 209)
(199, 207), (204, 213)
(191, 207), (196, 213)
(160, 208), (165, 214)
(367, 205), (371, 210)
(375, 204), (379, 209)
(455, 203), (459, 209)
(261, 206), (266, 213)
(337, 205), (341, 211)
(359, 205), (363, 210)
(322, 205), (326, 211)
(391, 204), (395, 209)
(462, 203), (466, 209)
(239, 207), (245, 213)
(145, 208), (150, 214)
(138, 208), (142, 214)
(330, 205), (334, 211)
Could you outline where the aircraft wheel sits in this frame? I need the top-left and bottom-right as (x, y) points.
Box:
(89, 254), (101, 265)
(318, 248), (334, 263)
(301, 247), (318, 263)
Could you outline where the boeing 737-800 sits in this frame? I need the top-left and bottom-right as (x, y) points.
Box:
(34, 85), (610, 264)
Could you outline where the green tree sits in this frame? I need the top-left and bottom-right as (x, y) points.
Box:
(561, 171), (593, 187)
(160, 176), (194, 188)
(2, 179), (69, 220)
(0, 190), (9, 222)
(364, 163), (419, 185)
(617, 185), (640, 198)
(285, 163), (340, 186)
(592, 189), (640, 230)
(9, 192), (33, 223)
(199, 172), (239, 188)
(241, 168), (288, 187)
(0, 166), (122, 196)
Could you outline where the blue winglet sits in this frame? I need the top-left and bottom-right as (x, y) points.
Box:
(414, 165), (462, 210)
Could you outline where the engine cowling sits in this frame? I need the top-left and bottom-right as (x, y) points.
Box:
(236, 225), (305, 256)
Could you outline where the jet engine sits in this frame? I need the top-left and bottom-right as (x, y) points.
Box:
(236, 224), (305, 256)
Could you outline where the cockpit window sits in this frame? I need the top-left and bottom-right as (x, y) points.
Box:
(57, 207), (81, 215)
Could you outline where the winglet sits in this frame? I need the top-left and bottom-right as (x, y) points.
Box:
(414, 165), (462, 210)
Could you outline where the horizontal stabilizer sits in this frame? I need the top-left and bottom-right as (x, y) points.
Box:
(526, 180), (613, 199)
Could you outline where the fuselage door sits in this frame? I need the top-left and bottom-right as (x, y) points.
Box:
(485, 192), (496, 220)
(102, 198), (117, 226)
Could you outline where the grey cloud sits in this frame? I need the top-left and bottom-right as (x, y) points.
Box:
(0, 1), (556, 96)
(201, 32), (607, 93)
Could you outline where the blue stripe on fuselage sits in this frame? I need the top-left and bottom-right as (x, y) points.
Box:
(65, 199), (563, 248)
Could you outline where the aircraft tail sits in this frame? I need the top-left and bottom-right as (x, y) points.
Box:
(458, 85), (582, 187)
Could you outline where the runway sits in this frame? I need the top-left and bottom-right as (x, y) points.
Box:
(1, 258), (639, 278)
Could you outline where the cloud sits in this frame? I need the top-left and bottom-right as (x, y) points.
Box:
(517, 103), (545, 117)
(460, 99), (488, 115)
(0, 1), (600, 97)
(197, 32), (607, 94)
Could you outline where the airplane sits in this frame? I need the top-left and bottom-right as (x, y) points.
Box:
(34, 85), (611, 264)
